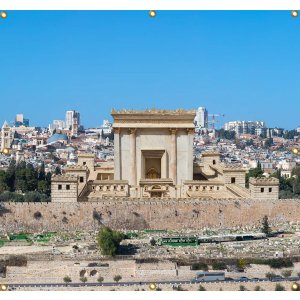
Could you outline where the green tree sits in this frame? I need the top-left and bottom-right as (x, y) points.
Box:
(245, 164), (264, 187)
(237, 258), (246, 271)
(113, 275), (122, 282)
(38, 162), (46, 181)
(97, 227), (124, 256)
(97, 276), (104, 283)
(63, 276), (72, 283)
(281, 270), (292, 278)
(261, 215), (271, 236)
(80, 277), (87, 283)
(275, 283), (285, 291)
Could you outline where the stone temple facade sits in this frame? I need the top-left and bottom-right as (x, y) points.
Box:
(51, 109), (279, 202)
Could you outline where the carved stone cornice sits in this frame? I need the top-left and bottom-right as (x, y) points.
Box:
(128, 128), (137, 134)
(114, 128), (121, 134)
(169, 128), (177, 135)
(186, 128), (195, 134)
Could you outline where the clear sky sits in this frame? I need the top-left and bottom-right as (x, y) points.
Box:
(0, 10), (300, 129)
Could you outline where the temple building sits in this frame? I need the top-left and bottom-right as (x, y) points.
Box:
(51, 109), (279, 202)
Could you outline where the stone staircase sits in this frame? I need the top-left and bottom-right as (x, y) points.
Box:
(226, 184), (251, 199)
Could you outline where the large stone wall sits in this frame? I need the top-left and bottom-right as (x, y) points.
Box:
(0, 198), (300, 233)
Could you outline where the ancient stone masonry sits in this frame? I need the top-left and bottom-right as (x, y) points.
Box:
(0, 198), (299, 232)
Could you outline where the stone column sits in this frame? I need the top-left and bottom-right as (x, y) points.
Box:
(114, 128), (121, 180)
(187, 128), (194, 180)
(129, 128), (137, 186)
(170, 128), (177, 185)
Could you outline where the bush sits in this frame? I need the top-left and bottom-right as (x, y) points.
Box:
(198, 285), (206, 291)
(97, 276), (104, 283)
(281, 270), (292, 278)
(212, 261), (227, 270)
(113, 275), (122, 282)
(63, 276), (72, 283)
(239, 285), (247, 291)
(275, 283), (285, 291)
(191, 262), (208, 271)
(268, 258), (293, 269)
(5, 255), (27, 266)
(80, 277), (87, 283)
(254, 286), (262, 291)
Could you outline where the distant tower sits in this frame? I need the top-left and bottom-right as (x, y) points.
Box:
(195, 107), (208, 128)
(1, 121), (13, 150)
(66, 110), (80, 136)
(16, 142), (24, 163)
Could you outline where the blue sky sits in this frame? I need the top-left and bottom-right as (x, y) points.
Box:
(0, 10), (299, 129)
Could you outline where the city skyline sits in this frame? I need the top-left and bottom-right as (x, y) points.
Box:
(1, 11), (300, 129)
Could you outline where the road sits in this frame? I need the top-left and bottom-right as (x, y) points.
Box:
(7, 276), (300, 289)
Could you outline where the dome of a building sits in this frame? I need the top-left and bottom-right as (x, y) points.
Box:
(47, 133), (68, 144)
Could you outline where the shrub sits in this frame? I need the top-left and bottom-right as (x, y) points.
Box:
(198, 285), (206, 291)
(113, 275), (122, 282)
(275, 283), (285, 291)
(212, 261), (227, 270)
(281, 270), (292, 278)
(239, 285), (247, 291)
(254, 286), (262, 291)
(80, 277), (87, 283)
(63, 276), (72, 283)
(97, 276), (104, 283)
(191, 262), (208, 271)
(268, 258), (293, 269)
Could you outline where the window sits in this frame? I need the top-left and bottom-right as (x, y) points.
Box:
(188, 186), (192, 191)
(261, 188), (264, 193)
(66, 185), (70, 190)
(213, 160), (216, 165)
(120, 186), (124, 191)
(99, 186), (103, 190)
(231, 177), (236, 184)
(83, 162), (86, 166)
(113, 186), (117, 191)
(58, 184), (62, 190)
(92, 186), (95, 190)
(80, 176), (84, 183)
(269, 188), (272, 192)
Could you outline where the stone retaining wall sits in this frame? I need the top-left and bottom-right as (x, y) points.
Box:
(0, 198), (300, 232)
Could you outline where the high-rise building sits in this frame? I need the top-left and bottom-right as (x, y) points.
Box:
(66, 110), (80, 136)
(194, 107), (208, 128)
(15, 114), (29, 127)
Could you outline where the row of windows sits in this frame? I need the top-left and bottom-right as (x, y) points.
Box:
(261, 188), (272, 193)
(92, 185), (125, 191)
(188, 186), (220, 191)
(58, 184), (71, 190)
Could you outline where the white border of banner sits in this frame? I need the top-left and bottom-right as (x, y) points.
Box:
(0, 0), (300, 10)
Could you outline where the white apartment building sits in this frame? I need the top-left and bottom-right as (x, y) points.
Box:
(224, 121), (266, 136)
